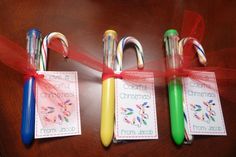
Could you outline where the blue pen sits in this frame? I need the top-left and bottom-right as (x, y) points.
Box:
(21, 29), (42, 145)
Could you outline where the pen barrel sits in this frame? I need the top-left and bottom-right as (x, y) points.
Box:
(20, 29), (41, 145)
(168, 78), (184, 145)
(164, 29), (184, 145)
(100, 30), (117, 147)
(21, 77), (35, 145)
(100, 78), (115, 147)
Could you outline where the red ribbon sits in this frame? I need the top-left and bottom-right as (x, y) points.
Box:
(102, 72), (123, 80)
(0, 10), (236, 103)
(23, 70), (44, 81)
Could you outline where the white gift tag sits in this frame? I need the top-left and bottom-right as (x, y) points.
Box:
(183, 71), (226, 136)
(114, 72), (158, 140)
(35, 71), (81, 138)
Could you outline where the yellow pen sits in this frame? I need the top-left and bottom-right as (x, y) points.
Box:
(100, 30), (117, 147)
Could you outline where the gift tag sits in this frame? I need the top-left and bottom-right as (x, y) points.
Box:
(114, 72), (158, 140)
(35, 71), (81, 138)
(183, 71), (226, 136)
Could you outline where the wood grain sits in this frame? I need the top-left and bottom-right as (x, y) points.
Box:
(0, 0), (236, 156)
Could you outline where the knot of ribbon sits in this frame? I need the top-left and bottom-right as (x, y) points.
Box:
(102, 71), (123, 80)
(23, 70), (44, 81)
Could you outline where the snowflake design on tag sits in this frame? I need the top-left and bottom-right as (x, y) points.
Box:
(120, 102), (150, 128)
(191, 100), (216, 124)
(40, 99), (72, 125)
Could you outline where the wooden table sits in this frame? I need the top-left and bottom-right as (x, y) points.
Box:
(0, 0), (235, 156)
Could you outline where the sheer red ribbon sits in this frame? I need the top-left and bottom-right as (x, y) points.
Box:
(0, 35), (70, 126)
(46, 10), (236, 102)
(0, 10), (236, 105)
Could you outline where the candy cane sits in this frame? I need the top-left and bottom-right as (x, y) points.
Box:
(39, 32), (69, 71)
(179, 37), (207, 144)
(38, 32), (69, 126)
(115, 36), (144, 72)
(179, 37), (207, 66)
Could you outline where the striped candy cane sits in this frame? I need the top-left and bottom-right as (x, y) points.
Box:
(39, 32), (69, 71)
(115, 36), (144, 72)
(179, 37), (207, 66)
(179, 37), (207, 144)
(113, 36), (144, 143)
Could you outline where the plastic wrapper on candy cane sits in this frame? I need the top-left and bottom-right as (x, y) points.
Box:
(179, 37), (207, 144)
(39, 32), (68, 71)
(115, 36), (144, 72)
(114, 36), (145, 136)
(38, 32), (71, 126)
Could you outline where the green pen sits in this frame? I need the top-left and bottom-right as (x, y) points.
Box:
(164, 29), (184, 145)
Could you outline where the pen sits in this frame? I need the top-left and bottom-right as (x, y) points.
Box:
(100, 30), (117, 147)
(164, 29), (184, 145)
(21, 29), (42, 145)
